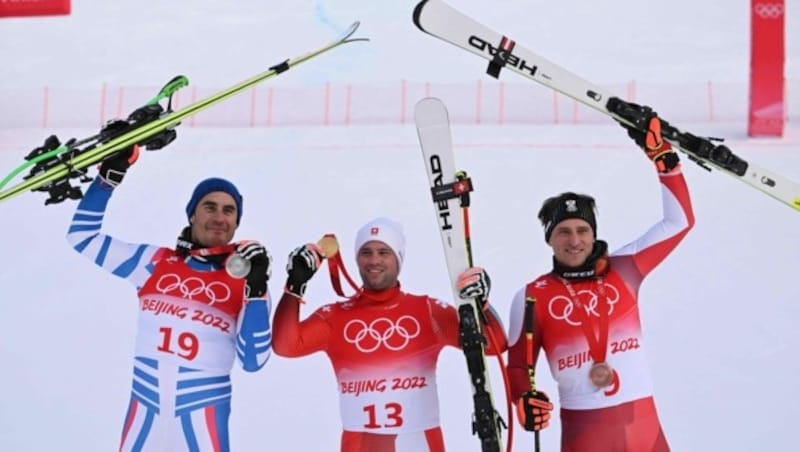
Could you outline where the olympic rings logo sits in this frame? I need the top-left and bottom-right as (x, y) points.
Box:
(547, 283), (620, 326)
(155, 273), (231, 306)
(754, 3), (783, 18)
(343, 316), (421, 353)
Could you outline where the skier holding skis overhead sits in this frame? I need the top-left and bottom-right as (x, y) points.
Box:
(506, 113), (695, 451)
(66, 147), (273, 452)
(272, 217), (508, 452)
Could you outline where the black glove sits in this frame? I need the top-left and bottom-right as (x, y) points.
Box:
(285, 244), (324, 298)
(622, 112), (679, 173)
(456, 266), (491, 309)
(98, 145), (140, 187)
(516, 391), (554, 432)
(236, 241), (271, 299)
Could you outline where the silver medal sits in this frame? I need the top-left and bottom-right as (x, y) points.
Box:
(225, 253), (251, 279)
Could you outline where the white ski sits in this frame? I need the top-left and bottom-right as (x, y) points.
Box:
(415, 97), (504, 452)
(416, 98), (469, 288)
(413, 0), (800, 213)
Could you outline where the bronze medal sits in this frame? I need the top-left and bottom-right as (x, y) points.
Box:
(589, 362), (614, 388)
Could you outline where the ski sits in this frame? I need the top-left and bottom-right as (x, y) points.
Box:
(415, 97), (505, 452)
(413, 0), (800, 213)
(0, 75), (190, 205)
(0, 21), (367, 205)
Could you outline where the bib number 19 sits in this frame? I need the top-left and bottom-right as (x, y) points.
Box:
(157, 327), (199, 360)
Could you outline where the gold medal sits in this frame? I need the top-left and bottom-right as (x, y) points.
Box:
(589, 362), (614, 388)
(317, 234), (340, 258)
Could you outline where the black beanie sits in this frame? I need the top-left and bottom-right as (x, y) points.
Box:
(538, 192), (597, 243)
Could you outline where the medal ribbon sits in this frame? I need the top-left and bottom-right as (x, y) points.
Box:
(188, 244), (237, 258)
(326, 251), (359, 297)
(558, 276), (610, 364)
(318, 234), (360, 298)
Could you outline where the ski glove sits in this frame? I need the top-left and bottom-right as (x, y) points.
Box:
(236, 240), (271, 299)
(622, 113), (679, 173)
(98, 145), (140, 187)
(285, 243), (324, 299)
(456, 267), (491, 308)
(516, 390), (554, 432)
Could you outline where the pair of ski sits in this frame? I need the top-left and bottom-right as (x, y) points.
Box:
(417, 97), (511, 452)
(0, 22), (367, 205)
(413, 0), (800, 213)
(417, 1), (800, 450)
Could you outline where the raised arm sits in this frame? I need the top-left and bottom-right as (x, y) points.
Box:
(66, 176), (160, 289)
(613, 169), (694, 277)
(272, 244), (332, 357)
(613, 112), (696, 281)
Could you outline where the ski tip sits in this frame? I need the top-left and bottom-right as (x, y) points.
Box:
(412, 0), (430, 32)
(413, 97), (449, 124)
(345, 21), (359, 34)
(342, 21), (370, 43)
(415, 96), (445, 110)
(414, 97), (446, 111)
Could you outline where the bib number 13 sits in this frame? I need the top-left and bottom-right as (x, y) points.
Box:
(363, 402), (404, 428)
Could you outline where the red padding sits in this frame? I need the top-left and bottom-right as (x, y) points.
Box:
(748, 0), (785, 137)
(0, 0), (70, 17)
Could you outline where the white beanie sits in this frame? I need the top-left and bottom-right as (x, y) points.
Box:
(354, 217), (406, 268)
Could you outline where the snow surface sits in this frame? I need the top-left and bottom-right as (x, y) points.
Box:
(1, 1), (799, 451)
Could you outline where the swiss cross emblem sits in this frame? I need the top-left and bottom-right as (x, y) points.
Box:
(370, 227), (380, 235)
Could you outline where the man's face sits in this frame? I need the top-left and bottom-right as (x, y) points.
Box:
(547, 218), (594, 268)
(189, 191), (238, 247)
(357, 241), (400, 291)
